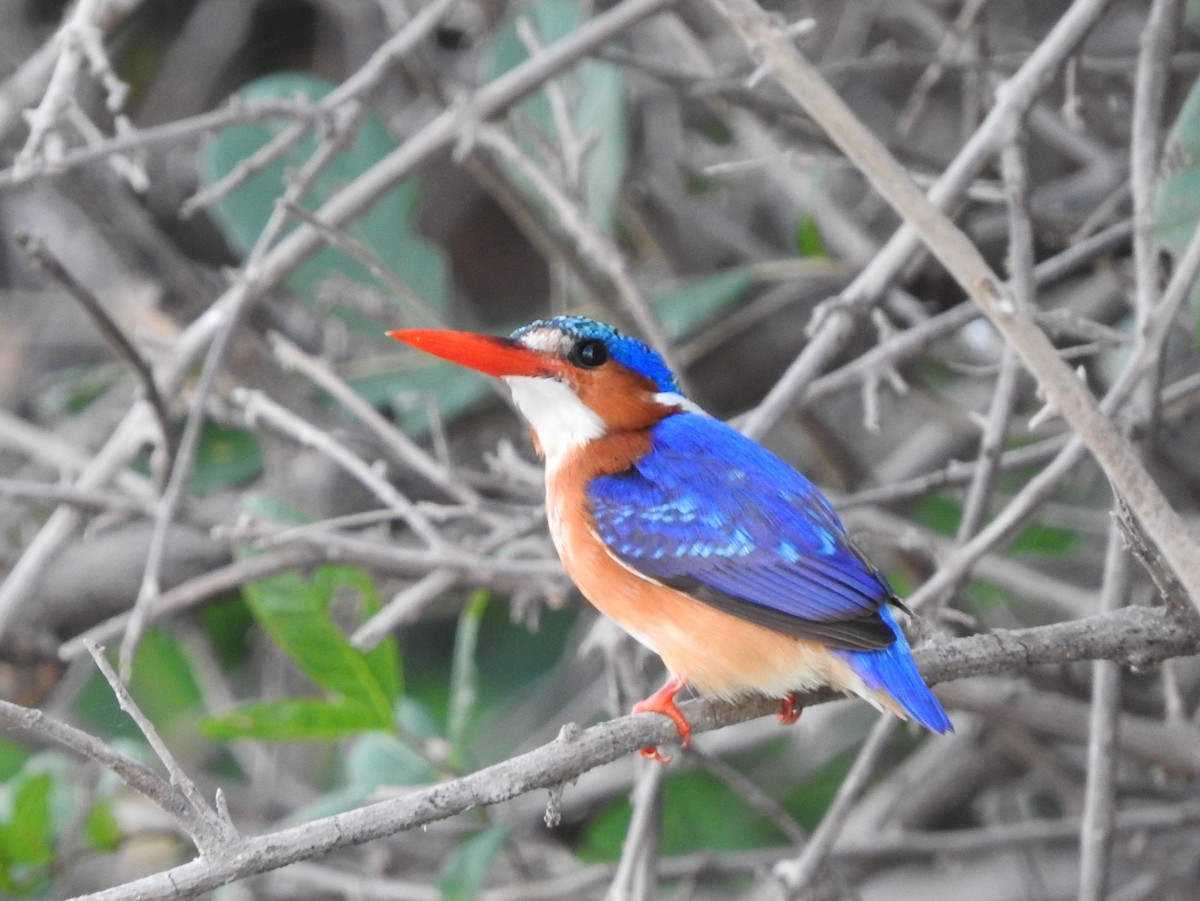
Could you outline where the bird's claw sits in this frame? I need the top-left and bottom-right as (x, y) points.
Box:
(777, 691), (804, 725)
(632, 676), (691, 763)
(638, 745), (673, 764)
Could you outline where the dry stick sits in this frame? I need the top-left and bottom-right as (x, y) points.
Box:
(1079, 2), (1182, 891)
(925, 130), (1034, 611)
(350, 568), (459, 650)
(279, 203), (445, 326)
(482, 796), (1200, 900)
(515, 17), (587, 193)
(83, 640), (239, 856)
(1078, 527), (1131, 901)
(607, 762), (666, 901)
(884, 204), (1200, 613)
(69, 604), (1200, 901)
(939, 677), (1200, 775)
(0, 409), (155, 498)
(0, 698), (195, 833)
(230, 387), (443, 546)
(473, 124), (683, 380)
(0, 0), (680, 643)
(688, 748), (809, 845)
(15, 0), (106, 165)
(266, 332), (477, 504)
(0, 403), (158, 639)
(15, 231), (176, 474)
(894, 0), (989, 137)
(0, 98), (319, 187)
(0, 477), (150, 515)
(350, 508), (547, 648)
(739, 0), (1112, 440)
(181, 0), (463, 217)
(800, 219), (1132, 409)
(775, 715), (900, 895)
(119, 2), (464, 680)
(58, 546), (314, 660)
(713, 0), (1200, 609)
(1130, 0), (1181, 325)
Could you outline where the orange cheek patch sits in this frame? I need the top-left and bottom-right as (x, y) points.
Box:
(574, 365), (671, 432)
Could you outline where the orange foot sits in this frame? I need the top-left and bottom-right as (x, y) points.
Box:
(632, 676), (690, 763)
(777, 691), (804, 726)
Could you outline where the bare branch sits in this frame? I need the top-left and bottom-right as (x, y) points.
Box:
(65, 605), (1200, 900)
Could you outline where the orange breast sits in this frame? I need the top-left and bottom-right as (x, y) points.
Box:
(545, 436), (875, 704)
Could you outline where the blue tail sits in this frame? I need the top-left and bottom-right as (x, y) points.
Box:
(837, 606), (953, 733)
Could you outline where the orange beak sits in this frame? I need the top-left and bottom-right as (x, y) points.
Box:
(387, 329), (561, 379)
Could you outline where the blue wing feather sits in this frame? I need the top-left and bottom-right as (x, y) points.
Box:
(587, 412), (895, 650)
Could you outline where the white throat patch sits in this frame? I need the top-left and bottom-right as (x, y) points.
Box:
(504, 376), (606, 464)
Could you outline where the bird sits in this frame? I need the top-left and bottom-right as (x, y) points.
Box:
(388, 316), (952, 761)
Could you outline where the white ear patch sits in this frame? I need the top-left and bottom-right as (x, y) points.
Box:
(505, 376), (606, 463)
(654, 391), (709, 417)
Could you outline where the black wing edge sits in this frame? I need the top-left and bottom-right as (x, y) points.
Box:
(663, 576), (896, 651)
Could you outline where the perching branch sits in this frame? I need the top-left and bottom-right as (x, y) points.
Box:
(65, 604), (1200, 900)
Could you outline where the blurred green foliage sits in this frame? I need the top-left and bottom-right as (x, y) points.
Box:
(1154, 72), (1200, 342)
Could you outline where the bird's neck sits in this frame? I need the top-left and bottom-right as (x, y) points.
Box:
(506, 374), (679, 468)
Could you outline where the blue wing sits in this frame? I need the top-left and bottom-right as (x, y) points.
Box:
(587, 412), (896, 651)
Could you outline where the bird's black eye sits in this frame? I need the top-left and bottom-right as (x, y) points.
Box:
(569, 338), (609, 369)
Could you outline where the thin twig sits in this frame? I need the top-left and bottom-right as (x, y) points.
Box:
(16, 230), (176, 475)
(83, 640), (239, 855)
(119, 0), (468, 681)
(713, 0), (1200, 610)
(1078, 526), (1131, 901)
(775, 716), (900, 895)
(0, 698), (193, 834)
(280, 203), (445, 326)
(267, 331), (477, 503)
(230, 387), (444, 546)
(58, 546), (315, 660)
(15, 0), (106, 166)
(0, 97), (320, 187)
(0, 477), (150, 515)
(474, 124), (683, 382)
(738, 0), (1114, 440)
(606, 762), (666, 901)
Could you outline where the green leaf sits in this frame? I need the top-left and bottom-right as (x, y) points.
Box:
(188, 422), (263, 496)
(346, 732), (439, 787)
(200, 697), (384, 742)
(651, 269), (754, 340)
(239, 494), (313, 525)
(1009, 522), (1078, 556)
(198, 72), (447, 317)
(0, 742), (30, 782)
(241, 565), (400, 727)
(915, 492), (1079, 557)
(127, 629), (204, 732)
(448, 591), (490, 754)
(1154, 74), (1200, 340)
(794, 216), (828, 258)
(83, 799), (121, 852)
(580, 768), (787, 861)
(75, 629), (203, 741)
(3, 773), (54, 869)
(913, 492), (962, 538)
(437, 824), (508, 901)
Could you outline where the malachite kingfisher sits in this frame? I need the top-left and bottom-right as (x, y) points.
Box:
(389, 316), (952, 761)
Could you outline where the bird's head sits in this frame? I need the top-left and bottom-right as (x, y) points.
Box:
(389, 316), (692, 460)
